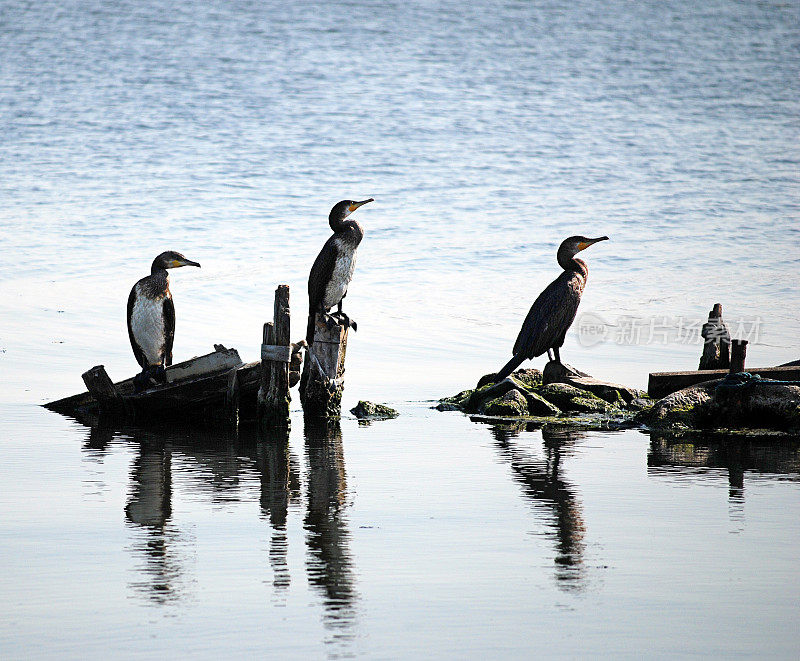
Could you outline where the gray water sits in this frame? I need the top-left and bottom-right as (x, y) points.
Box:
(1, 0), (799, 658)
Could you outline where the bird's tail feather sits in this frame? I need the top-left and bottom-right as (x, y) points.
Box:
(494, 353), (526, 383)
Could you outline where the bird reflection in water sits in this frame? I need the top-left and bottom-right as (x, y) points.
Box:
(489, 422), (588, 591)
(124, 433), (187, 605)
(303, 417), (358, 642)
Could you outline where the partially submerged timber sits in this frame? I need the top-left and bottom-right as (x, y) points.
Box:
(44, 345), (260, 423)
(44, 285), (354, 426)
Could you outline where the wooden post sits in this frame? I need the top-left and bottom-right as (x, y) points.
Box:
(699, 303), (730, 370)
(82, 365), (126, 414)
(299, 314), (348, 418)
(730, 339), (748, 373)
(258, 285), (291, 428)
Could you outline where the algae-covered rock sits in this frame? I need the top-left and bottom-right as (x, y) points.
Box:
(476, 368), (542, 391)
(646, 382), (716, 430)
(466, 378), (520, 413)
(537, 383), (612, 413)
(523, 391), (562, 416)
(564, 376), (646, 405)
(350, 401), (399, 421)
(436, 389), (473, 411)
(714, 382), (800, 430)
(647, 379), (800, 433)
(482, 389), (529, 417)
(511, 368), (542, 389)
(628, 397), (654, 411)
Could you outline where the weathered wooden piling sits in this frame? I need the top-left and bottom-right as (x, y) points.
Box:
(258, 285), (292, 428)
(699, 303), (730, 370)
(82, 365), (127, 415)
(730, 339), (748, 373)
(300, 315), (348, 418)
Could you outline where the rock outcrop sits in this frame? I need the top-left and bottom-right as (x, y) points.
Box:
(437, 362), (650, 421)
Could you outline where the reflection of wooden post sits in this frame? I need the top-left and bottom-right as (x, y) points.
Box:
(258, 285), (291, 428)
(730, 339), (748, 373)
(699, 303), (730, 370)
(300, 314), (348, 418)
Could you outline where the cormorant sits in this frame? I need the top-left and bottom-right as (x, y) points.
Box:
(494, 235), (608, 382)
(127, 251), (201, 392)
(306, 198), (373, 344)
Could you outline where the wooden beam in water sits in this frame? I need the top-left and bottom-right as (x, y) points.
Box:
(648, 365), (800, 399)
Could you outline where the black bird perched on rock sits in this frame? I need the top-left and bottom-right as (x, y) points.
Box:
(494, 235), (608, 382)
(306, 198), (373, 345)
(127, 251), (201, 392)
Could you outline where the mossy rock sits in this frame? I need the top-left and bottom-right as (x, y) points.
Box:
(510, 368), (542, 390)
(645, 383), (715, 430)
(523, 391), (561, 416)
(350, 401), (399, 421)
(535, 383), (611, 413)
(466, 378), (520, 413)
(482, 389), (529, 416)
(436, 389), (473, 411)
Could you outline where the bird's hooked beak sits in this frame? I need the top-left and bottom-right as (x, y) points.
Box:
(171, 258), (201, 268)
(577, 236), (609, 251)
(348, 198), (374, 213)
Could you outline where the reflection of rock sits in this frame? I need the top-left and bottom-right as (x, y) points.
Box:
(303, 418), (357, 636)
(646, 377), (800, 433)
(648, 433), (800, 518)
(649, 433), (800, 474)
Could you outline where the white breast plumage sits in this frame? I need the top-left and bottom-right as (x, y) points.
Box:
(131, 285), (167, 366)
(323, 240), (357, 310)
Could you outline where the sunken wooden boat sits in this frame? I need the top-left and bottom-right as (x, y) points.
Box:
(44, 345), (261, 422)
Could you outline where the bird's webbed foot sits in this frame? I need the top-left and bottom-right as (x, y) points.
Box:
(336, 311), (357, 332)
(134, 365), (167, 393)
(324, 313), (338, 330)
(133, 371), (149, 394)
(153, 365), (167, 385)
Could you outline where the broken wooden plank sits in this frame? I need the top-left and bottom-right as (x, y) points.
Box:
(648, 365), (800, 399)
(82, 365), (126, 414)
(165, 346), (242, 383)
(44, 346), (246, 418)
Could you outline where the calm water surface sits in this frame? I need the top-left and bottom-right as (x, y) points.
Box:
(1, 0), (799, 658)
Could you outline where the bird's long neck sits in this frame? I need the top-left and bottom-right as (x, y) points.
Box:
(557, 250), (588, 279)
(330, 216), (364, 245)
(148, 266), (169, 290)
